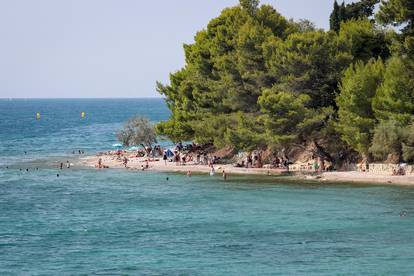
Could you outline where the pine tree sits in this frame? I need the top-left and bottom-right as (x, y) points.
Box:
(336, 59), (385, 156)
(377, 0), (414, 37)
(373, 57), (414, 125)
(339, 1), (347, 22)
(330, 0), (341, 32)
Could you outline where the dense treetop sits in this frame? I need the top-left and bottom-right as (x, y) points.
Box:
(156, 0), (414, 165)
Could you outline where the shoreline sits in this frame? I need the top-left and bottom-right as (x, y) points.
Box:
(79, 154), (414, 186)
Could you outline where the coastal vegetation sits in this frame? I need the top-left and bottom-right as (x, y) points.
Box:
(117, 116), (157, 151)
(156, 0), (414, 166)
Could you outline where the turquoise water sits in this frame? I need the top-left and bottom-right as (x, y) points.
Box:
(1, 99), (414, 275)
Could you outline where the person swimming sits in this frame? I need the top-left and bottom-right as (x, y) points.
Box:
(187, 170), (192, 177)
(400, 210), (408, 217)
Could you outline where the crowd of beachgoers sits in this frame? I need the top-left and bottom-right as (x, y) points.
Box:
(74, 142), (414, 185)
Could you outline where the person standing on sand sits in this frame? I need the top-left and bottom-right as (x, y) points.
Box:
(66, 161), (70, 169)
(163, 153), (168, 165)
(98, 158), (102, 169)
(60, 162), (63, 170)
(123, 156), (128, 168)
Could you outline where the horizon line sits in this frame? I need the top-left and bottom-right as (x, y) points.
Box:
(0, 96), (165, 100)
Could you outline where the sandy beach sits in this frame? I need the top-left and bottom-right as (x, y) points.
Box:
(79, 153), (414, 186)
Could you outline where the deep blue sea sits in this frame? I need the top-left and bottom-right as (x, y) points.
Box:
(1, 99), (414, 275)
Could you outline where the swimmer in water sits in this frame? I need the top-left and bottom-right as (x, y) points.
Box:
(222, 170), (227, 180)
(166, 177), (169, 181)
(209, 165), (215, 176)
(57, 174), (59, 177)
(400, 210), (408, 217)
(187, 170), (192, 177)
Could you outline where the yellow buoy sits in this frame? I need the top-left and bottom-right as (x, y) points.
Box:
(36, 112), (41, 120)
(81, 112), (85, 118)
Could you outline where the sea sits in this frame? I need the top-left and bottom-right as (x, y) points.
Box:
(1, 98), (414, 275)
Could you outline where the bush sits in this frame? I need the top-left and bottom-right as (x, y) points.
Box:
(369, 120), (403, 162)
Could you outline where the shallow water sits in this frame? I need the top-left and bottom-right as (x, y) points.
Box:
(0, 98), (170, 166)
(1, 99), (414, 274)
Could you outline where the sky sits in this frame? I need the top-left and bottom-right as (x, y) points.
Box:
(0, 0), (353, 98)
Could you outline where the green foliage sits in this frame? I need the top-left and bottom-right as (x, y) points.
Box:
(402, 123), (414, 162)
(336, 58), (385, 156)
(330, 0), (379, 32)
(156, 0), (414, 164)
(339, 19), (390, 62)
(157, 4), (295, 148)
(117, 116), (157, 148)
(344, 0), (379, 20)
(224, 113), (267, 151)
(155, 119), (194, 143)
(258, 88), (329, 149)
(330, 1), (341, 32)
(370, 120), (403, 161)
(377, 0), (414, 36)
(372, 57), (414, 125)
(370, 120), (414, 162)
(295, 19), (318, 33)
(264, 31), (352, 108)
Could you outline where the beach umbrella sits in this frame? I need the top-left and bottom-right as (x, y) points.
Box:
(129, 146), (140, 151)
(112, 143), (123, 149)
